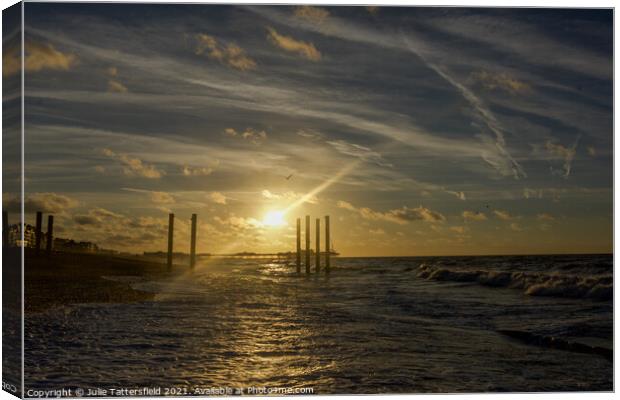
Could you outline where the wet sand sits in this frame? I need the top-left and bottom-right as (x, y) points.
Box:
(24, 250), (183, 313)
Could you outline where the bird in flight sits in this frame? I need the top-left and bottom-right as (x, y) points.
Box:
(285, 174), (293, 180)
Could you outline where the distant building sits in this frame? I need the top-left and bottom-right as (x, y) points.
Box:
(7, 224), (37, 248)
(53, 238), (99, 253)
(5, 225), (115, 255)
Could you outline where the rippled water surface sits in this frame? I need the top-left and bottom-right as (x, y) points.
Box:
(25, 255), (613, 393)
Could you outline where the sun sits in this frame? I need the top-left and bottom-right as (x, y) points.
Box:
(262, 210), (286, 227)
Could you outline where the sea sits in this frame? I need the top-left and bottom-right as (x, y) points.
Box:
(24, 254), (613, 394)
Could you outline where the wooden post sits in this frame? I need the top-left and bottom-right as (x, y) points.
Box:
(2, 211), (8, 247)
(46, 215), (54, 256)
(315, 218), (320, 273)
(325, 215), (330, 273)
(35, 211), (42, 254)
(190, 213), (197, 268)
(167, 213), (174, 271)
(305, 215), (310, 274)
(296, 218), (301, 273)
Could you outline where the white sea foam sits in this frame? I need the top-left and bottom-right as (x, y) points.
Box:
(417, 263), (612, 300)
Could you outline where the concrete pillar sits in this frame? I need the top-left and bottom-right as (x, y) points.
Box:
(296, 218), (301, 273)
(325, 215), (330, 273)
(35, 211), (42, 254)
(190, 214), (197, 268)
(315, 218), (320, 273)
(305, 215), (310, 274)
(167, 213), (174, 271)
(46, 215), (54, 256)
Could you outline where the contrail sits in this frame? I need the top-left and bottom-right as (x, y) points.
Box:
(401, 34), (526, 180)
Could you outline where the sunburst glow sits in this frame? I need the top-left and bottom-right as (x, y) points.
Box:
(262, 210), (286, 227)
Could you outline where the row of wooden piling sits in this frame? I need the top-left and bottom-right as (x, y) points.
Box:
(165, 213), (331, 274)
(34, 211), (54, 255)
(296, 215), (330, 274)
(3, 210), (195, 268)
(166, 213), (197, 271)
(3, 210), (332, 274)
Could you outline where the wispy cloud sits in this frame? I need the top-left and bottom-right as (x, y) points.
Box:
(214, 214), (263, 230)
(469, 70), (530, 94)
(403, 36), (526, 179)
(510, 222), (523, 231)
(102, 148), (164, 178)
(523, 188), (543, 199)
(108, 79), (128, 93)
(68, 210), (174, 250)
(26, 40), (77, 72)
(462, 210), (487, 221)
(121, 188), (175, 206)
(194, 33), (256, 71)
(73, 207), (124, 225)
(105, 66), (127, 92)
(293, 6), (330, 24)
(326, 140), (392, 167)
(27, 25), (512, 175)
(537, 213), (555, 221)
(266, 27), (321, 61)
(245, 7), (531, 179)
(224, 128), (267, 145)
(546, 137), (579, 178)
(297, 129), (323, 140)
(450, 226), (468, 234)
(4, 40), (77, 77)
(2, 44), (21, 77)
(446, 190), (466, 201)
(493, 210), (516, 221)
(425, 14), (611, 80)
(208, 192), (227, 205)
(297, 129), (392, 168)
(16, 7), (613, 256)
(182, 165), (214, 176)
(4, 192), (79, 214)
(337, 200), (445, 224)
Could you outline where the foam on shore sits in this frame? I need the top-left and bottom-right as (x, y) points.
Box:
(417, 263), (612, 301)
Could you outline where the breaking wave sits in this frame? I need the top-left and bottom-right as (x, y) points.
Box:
(417, 263), (612, 301)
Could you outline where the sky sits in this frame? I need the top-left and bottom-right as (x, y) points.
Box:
(3, 4), (613, 256)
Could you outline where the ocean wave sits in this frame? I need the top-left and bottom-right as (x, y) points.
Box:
(497, 329), (612, 361)
(417, 264), (612, 301)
